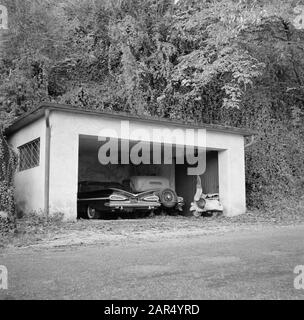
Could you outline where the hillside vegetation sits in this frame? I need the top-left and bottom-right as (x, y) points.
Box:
(0, 0), (303, 219)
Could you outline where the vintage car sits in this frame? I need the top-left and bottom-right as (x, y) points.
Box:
(190, 176), (223, 217)
(77, 180), (161, 219)
(77, 177), (184, 219)
(128, 176), (184, 214)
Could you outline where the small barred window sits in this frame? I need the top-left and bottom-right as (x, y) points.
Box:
(18, 138), (40, 171)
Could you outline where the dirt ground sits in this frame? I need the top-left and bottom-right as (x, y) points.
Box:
(1, 207), (304, 250)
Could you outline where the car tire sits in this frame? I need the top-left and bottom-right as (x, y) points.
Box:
(159, 188), (178, 209)
(87, 206), (100, 219)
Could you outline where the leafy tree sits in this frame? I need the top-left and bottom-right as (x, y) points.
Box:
(0, 0), (303, 213)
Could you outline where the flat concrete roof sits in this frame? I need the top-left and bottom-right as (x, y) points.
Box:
(5, 103), (256, 137)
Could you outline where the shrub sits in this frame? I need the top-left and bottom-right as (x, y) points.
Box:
(22, 211), (64, 227)
(0, 129), (18, 231)
(245, 116), (304, 209)
(0, 181), (16, 213)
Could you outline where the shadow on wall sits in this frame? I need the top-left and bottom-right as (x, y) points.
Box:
(78, 154), (162, 184)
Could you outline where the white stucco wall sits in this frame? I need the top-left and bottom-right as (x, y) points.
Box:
(8, 118), (45, 215)
(48, 110), (246, 219)
(218, 138), (246, 217)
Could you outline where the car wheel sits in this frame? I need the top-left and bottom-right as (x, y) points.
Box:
(87, 206), (100, 219)
(159, 189), (178, 209)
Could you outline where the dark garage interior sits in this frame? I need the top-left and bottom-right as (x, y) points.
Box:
(78, 135), (219, 218)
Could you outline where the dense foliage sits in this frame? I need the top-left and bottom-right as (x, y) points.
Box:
(0, 129), (17, 225)
(0, 0), (303, 211)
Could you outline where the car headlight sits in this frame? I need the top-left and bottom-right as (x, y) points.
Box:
(109, 194), (128, 201)
(143, 195), (159, 202)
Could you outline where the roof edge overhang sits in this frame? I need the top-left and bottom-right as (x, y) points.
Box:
(5, 103), (257, 137)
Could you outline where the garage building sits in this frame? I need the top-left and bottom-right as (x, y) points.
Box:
(5, 103), (254, 220)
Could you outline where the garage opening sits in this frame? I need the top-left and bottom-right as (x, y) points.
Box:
(176, 151), (219, 214)
(77, 135), (219, 219)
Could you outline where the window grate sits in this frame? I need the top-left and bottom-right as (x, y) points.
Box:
(18, 138), (40, 171)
